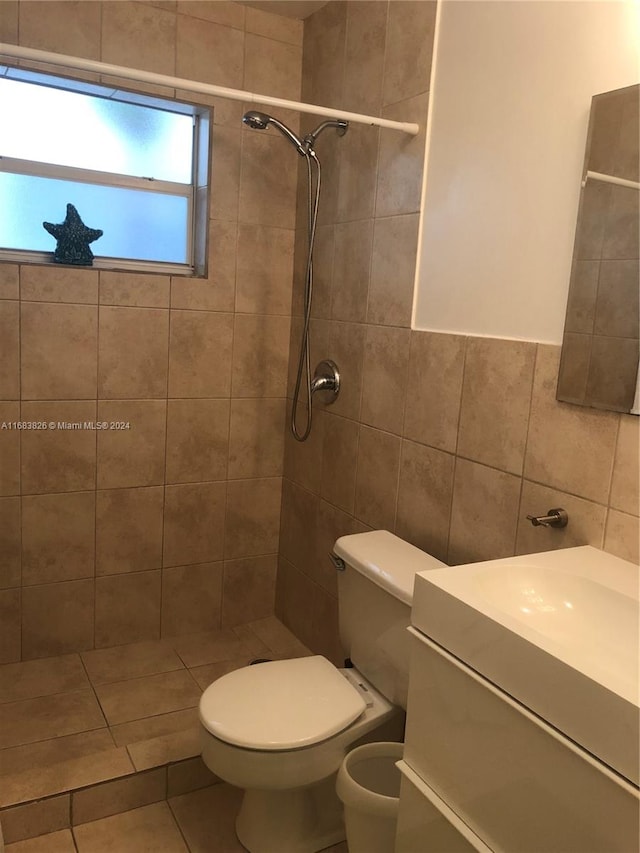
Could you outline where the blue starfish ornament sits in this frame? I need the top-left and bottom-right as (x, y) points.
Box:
(43, 203), (103, 265)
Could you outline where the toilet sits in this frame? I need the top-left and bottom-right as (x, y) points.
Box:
(199, 530), (446, 853)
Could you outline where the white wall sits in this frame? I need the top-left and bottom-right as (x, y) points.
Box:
(414, 0), (639, 343)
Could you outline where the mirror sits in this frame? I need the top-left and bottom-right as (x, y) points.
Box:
(557, 84), (639, 414)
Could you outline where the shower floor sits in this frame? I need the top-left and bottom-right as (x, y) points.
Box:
(0, 617), (318, 847)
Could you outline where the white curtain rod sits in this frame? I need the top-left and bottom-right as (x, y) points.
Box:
(0, 43), (420, 136)
(582, 170), (640, 191)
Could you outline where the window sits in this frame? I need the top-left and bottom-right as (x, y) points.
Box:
(0, 66), (210, 275)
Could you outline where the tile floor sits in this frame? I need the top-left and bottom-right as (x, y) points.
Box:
(0, 617), (334, 851)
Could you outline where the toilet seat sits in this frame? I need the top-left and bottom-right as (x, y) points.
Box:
(199, 655), (366, 751)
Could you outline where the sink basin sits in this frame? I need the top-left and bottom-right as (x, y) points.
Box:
(411, 546), (639, 785)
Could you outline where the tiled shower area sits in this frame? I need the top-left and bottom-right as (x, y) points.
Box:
(0, 0), (638, 849)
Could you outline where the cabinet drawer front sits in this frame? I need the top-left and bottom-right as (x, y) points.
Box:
(405, 629), (639, 853)
(396, 760), (493, 853)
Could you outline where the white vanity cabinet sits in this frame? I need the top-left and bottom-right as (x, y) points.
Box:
(397, 626), (640, 853)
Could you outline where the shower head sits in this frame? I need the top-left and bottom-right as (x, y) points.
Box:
(242, 110), (307, 156)
(304, 119), (349, 147)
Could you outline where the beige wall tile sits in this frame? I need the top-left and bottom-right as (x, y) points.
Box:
(336, 124), (379, 223)
(94, 670), (200, 727)
(604, 510), (639, 564)
(163, 482), (226, 567)
(0, 794), (69, 844)
(221, 555), (277, 627)
(602, 184), (639, 259)
(382, 0), (437, 105)
(307, 225), (334, 320)
(361, 325), (411, 435)
(0, 589), (20, 664)
(21, 302), (97, 400)
(524, 345), (619, 503)
(585, 335), (638, 412)
(342, 1), (386, 115)
(95, 571), (161, 648)
(178, 1), (244, 29)
(224, 477), (282, 559)
(209, 131), (241, 223)
(302, 2), (346, 109)
(376, 93), (429, 217)
(19, 0), (101, 57)
(0, 402), (20, 496)
(556, 332), (591, 404)
(367, 214), (419, 327)
(19, 267), (98, 304)
(275, 557), (315, 649)
(449, 458), (521, 565)
(171, 626), (257, 668)
(102, 1), (176, 74)
(309, 584), (342, 666)
(458, 337), (536, 475)
(404, 331), (465, 454)
(610, 415), (639, 516)
(168, 311), (233, 398)
(0, 2), (18, 44)
(245, 6), (302, 45)
(72, 768), (166, 827)
(0, 265), (19, 300)
(244, 34), (302, 101)
(593, 260), (639, 338)
(21, 492), (95, 586)
(98, 307), (169, 399)
(283, 401), (325, 493)
(395, 440), (454, 564)
(354, 426), (401, 531)
(171, 223), (237, 313)
(231, 314), (290, 397)
(0, 497), (20, 589)
(81, 639), (182, 686)
(97, 401), (166, 489)
(166, 399), (230, 484)
(236, 225), (294, 315)
(161, 563), (223, 637)
(99, 273), (170, 309)
(4, 828), (75, 851)
(239, 132), (298, 229)
(327, 321), (364, 422)
(320, 414), (359, 513)
(21, 402), (97, 495)
(0, 302), (19, 399)
(176, 14), (243, 87)
(73, 801), (188, 852)
(21, 580), (94, 659)
(279, 479), (319, 572)
(564, 260), (598, 333)
(228, 398), (285, 479)
(515, 480), (607, 556)
(331, 220), (373, 323)
(96, 487), (164, 576)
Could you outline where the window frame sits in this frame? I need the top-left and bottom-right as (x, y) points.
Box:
(0, 63), (211, 277)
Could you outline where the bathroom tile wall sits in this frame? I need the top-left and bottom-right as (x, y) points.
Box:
(276, 0), (640, 663)
(0, 0), (303, 663)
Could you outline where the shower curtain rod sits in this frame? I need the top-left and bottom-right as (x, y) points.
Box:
(0, 43), (420, 136)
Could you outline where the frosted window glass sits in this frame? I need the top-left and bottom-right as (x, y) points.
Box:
(0, 172), (189, 264)
(0, 78), (193, 183)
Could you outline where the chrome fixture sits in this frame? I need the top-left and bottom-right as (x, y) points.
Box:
(311, 359), (340, 405)
(329, 552), (346, 571)
(526, 508), (569, 528)
(242, 110), (349, 441)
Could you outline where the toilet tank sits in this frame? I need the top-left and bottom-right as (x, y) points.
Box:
(333, 531), (446, 709)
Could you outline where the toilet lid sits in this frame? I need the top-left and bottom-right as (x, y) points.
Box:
(199, 656), (367, 750)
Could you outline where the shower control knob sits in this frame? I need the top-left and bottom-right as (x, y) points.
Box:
(311, 360), (340, 404)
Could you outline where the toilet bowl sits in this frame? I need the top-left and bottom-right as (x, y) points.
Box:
(198, 530), (446, 853)
(200, 657), (403, 853)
